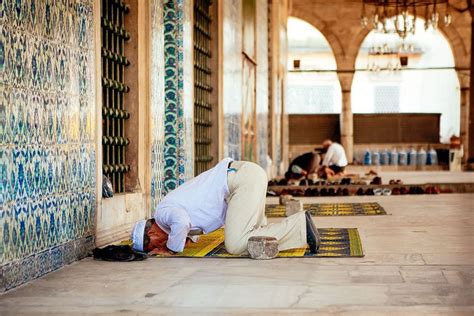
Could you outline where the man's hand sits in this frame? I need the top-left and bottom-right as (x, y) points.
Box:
(148, 246), (175, 256)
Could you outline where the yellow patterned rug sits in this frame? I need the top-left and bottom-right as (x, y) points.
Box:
(265, 202), (386, 217)
(147, 228), (364, 258)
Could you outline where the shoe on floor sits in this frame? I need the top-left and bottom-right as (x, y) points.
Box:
(305, 211), (321, 254)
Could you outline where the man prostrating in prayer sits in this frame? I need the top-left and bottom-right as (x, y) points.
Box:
(131, 158), (320, 256)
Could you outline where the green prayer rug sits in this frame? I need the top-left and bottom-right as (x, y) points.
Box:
(265, 202), (386, 217)
(149, 228), (364, 258)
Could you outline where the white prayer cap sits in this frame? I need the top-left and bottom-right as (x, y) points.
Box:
(131, 219), (147, 251)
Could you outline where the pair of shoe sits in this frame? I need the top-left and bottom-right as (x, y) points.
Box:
(305, 211), (321, 254)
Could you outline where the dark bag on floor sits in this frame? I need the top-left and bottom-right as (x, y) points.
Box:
(92, 245), (147, 262)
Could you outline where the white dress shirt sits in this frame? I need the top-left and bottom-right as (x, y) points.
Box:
(153, 158), (233, 252)
(322, 143), (348, 167)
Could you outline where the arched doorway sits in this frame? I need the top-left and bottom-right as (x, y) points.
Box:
(352, 17), (460, 145)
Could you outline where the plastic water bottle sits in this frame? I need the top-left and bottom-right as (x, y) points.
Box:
(427, 148), (438, 165)
(398, 148), (407, 165)
(417, 148), (427, 166)
(408, 148), (417, 166)
(371, 149), (380, 165)
(364, 149), (372, 165)
(390, 148), (398, 165)
(380, 149), (389, 165)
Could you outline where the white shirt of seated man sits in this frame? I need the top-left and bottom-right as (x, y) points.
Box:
(322, 142), (348, 167)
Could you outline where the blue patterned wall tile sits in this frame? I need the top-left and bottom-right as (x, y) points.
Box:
(11, 31), (28, 88)
(29, 198), (42, 254)
(55, 46), (69, 92)
(10, 89), (27, 145)
(0, 0), (9, 24)
(29, 93), (43, 145)
(28, 37), (42, 90)
(2, 0), (96, 291)
(1, 205), (12, 265)
(0, 146), (11, 205)
(26, 0), (43, 36)
(10, 0), (27, 32)
(42, 0), (56, 40)
(12, 146), (28, 201)
(0, 87), (9, 145)
(41, 42), (55, 91)
(0, 24), (11, 85)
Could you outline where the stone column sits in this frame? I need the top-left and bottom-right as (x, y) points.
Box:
(457, 69), (470, 164)
(337, 71), (355, 163)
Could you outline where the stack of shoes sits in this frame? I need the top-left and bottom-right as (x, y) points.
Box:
(399, 187), (408, 195)
(365, 188), (375, 195)
(304, 188), (313, 196)
(382, 188), (392, 196)
(356, 188), (365, 196)
(425, 186), (441, 194)
(342, 188), (350, 196)
(392, 187), (400, 195)
(328, 188), (336, 196)
(340, 178), (352, 185)
(311, 188), (320, 196)
(277, 179), (288, 186)
(336, 188), (343, 196)
(374, 188), (383, 196)
(291, 189), (305, 197)
(409, 186), (425, 195)
(389, 179), (403, 185)
(268, 180), (277, 186)
(320, 188), (328, 196)
(370, 177), (382, 185)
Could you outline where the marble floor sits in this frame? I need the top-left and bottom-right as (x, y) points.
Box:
(1, 194), (473, 315)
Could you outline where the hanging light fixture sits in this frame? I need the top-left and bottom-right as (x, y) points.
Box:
(361, 0), (453, 39)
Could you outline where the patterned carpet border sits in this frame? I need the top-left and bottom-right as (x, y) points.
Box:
(149, 228), (364, 258)
(265, 202), (387, 217)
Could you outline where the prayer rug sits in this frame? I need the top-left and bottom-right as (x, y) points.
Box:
(265, 202), (386, 217)
(148, 228), (364, 258)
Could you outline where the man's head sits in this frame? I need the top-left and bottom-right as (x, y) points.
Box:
(131, 219), (168, 252)
(322, 139), (333, 150)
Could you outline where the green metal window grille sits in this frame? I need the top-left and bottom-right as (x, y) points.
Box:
(194, 0), (214, 175)
(101, 0), (131, 193)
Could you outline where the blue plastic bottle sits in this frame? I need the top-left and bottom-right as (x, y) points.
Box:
(408, 148), (417, 166)
(398, 148), (407, 165)
(380, 149), (389, 165)
(417, 148), (427, 166)
(364, 149), (372, 165)
(372, 149), (380, 165)
(428, 148), (438, 165)
(390, 148), (398, 165)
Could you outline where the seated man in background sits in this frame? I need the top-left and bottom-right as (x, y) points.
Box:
(284, 150), (321, 182)
(131, 158), (321, 256)
(320, 139), (348, 178)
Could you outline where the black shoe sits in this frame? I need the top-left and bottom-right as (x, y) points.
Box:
(92, 245), (148, 261)
(305, 211), (321, 254)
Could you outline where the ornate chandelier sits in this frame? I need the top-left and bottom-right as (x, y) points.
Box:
(361, 0), (453, 39)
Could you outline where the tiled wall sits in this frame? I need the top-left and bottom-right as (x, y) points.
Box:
(1, 1), (96, 291)
(150, 0), (194, 209)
